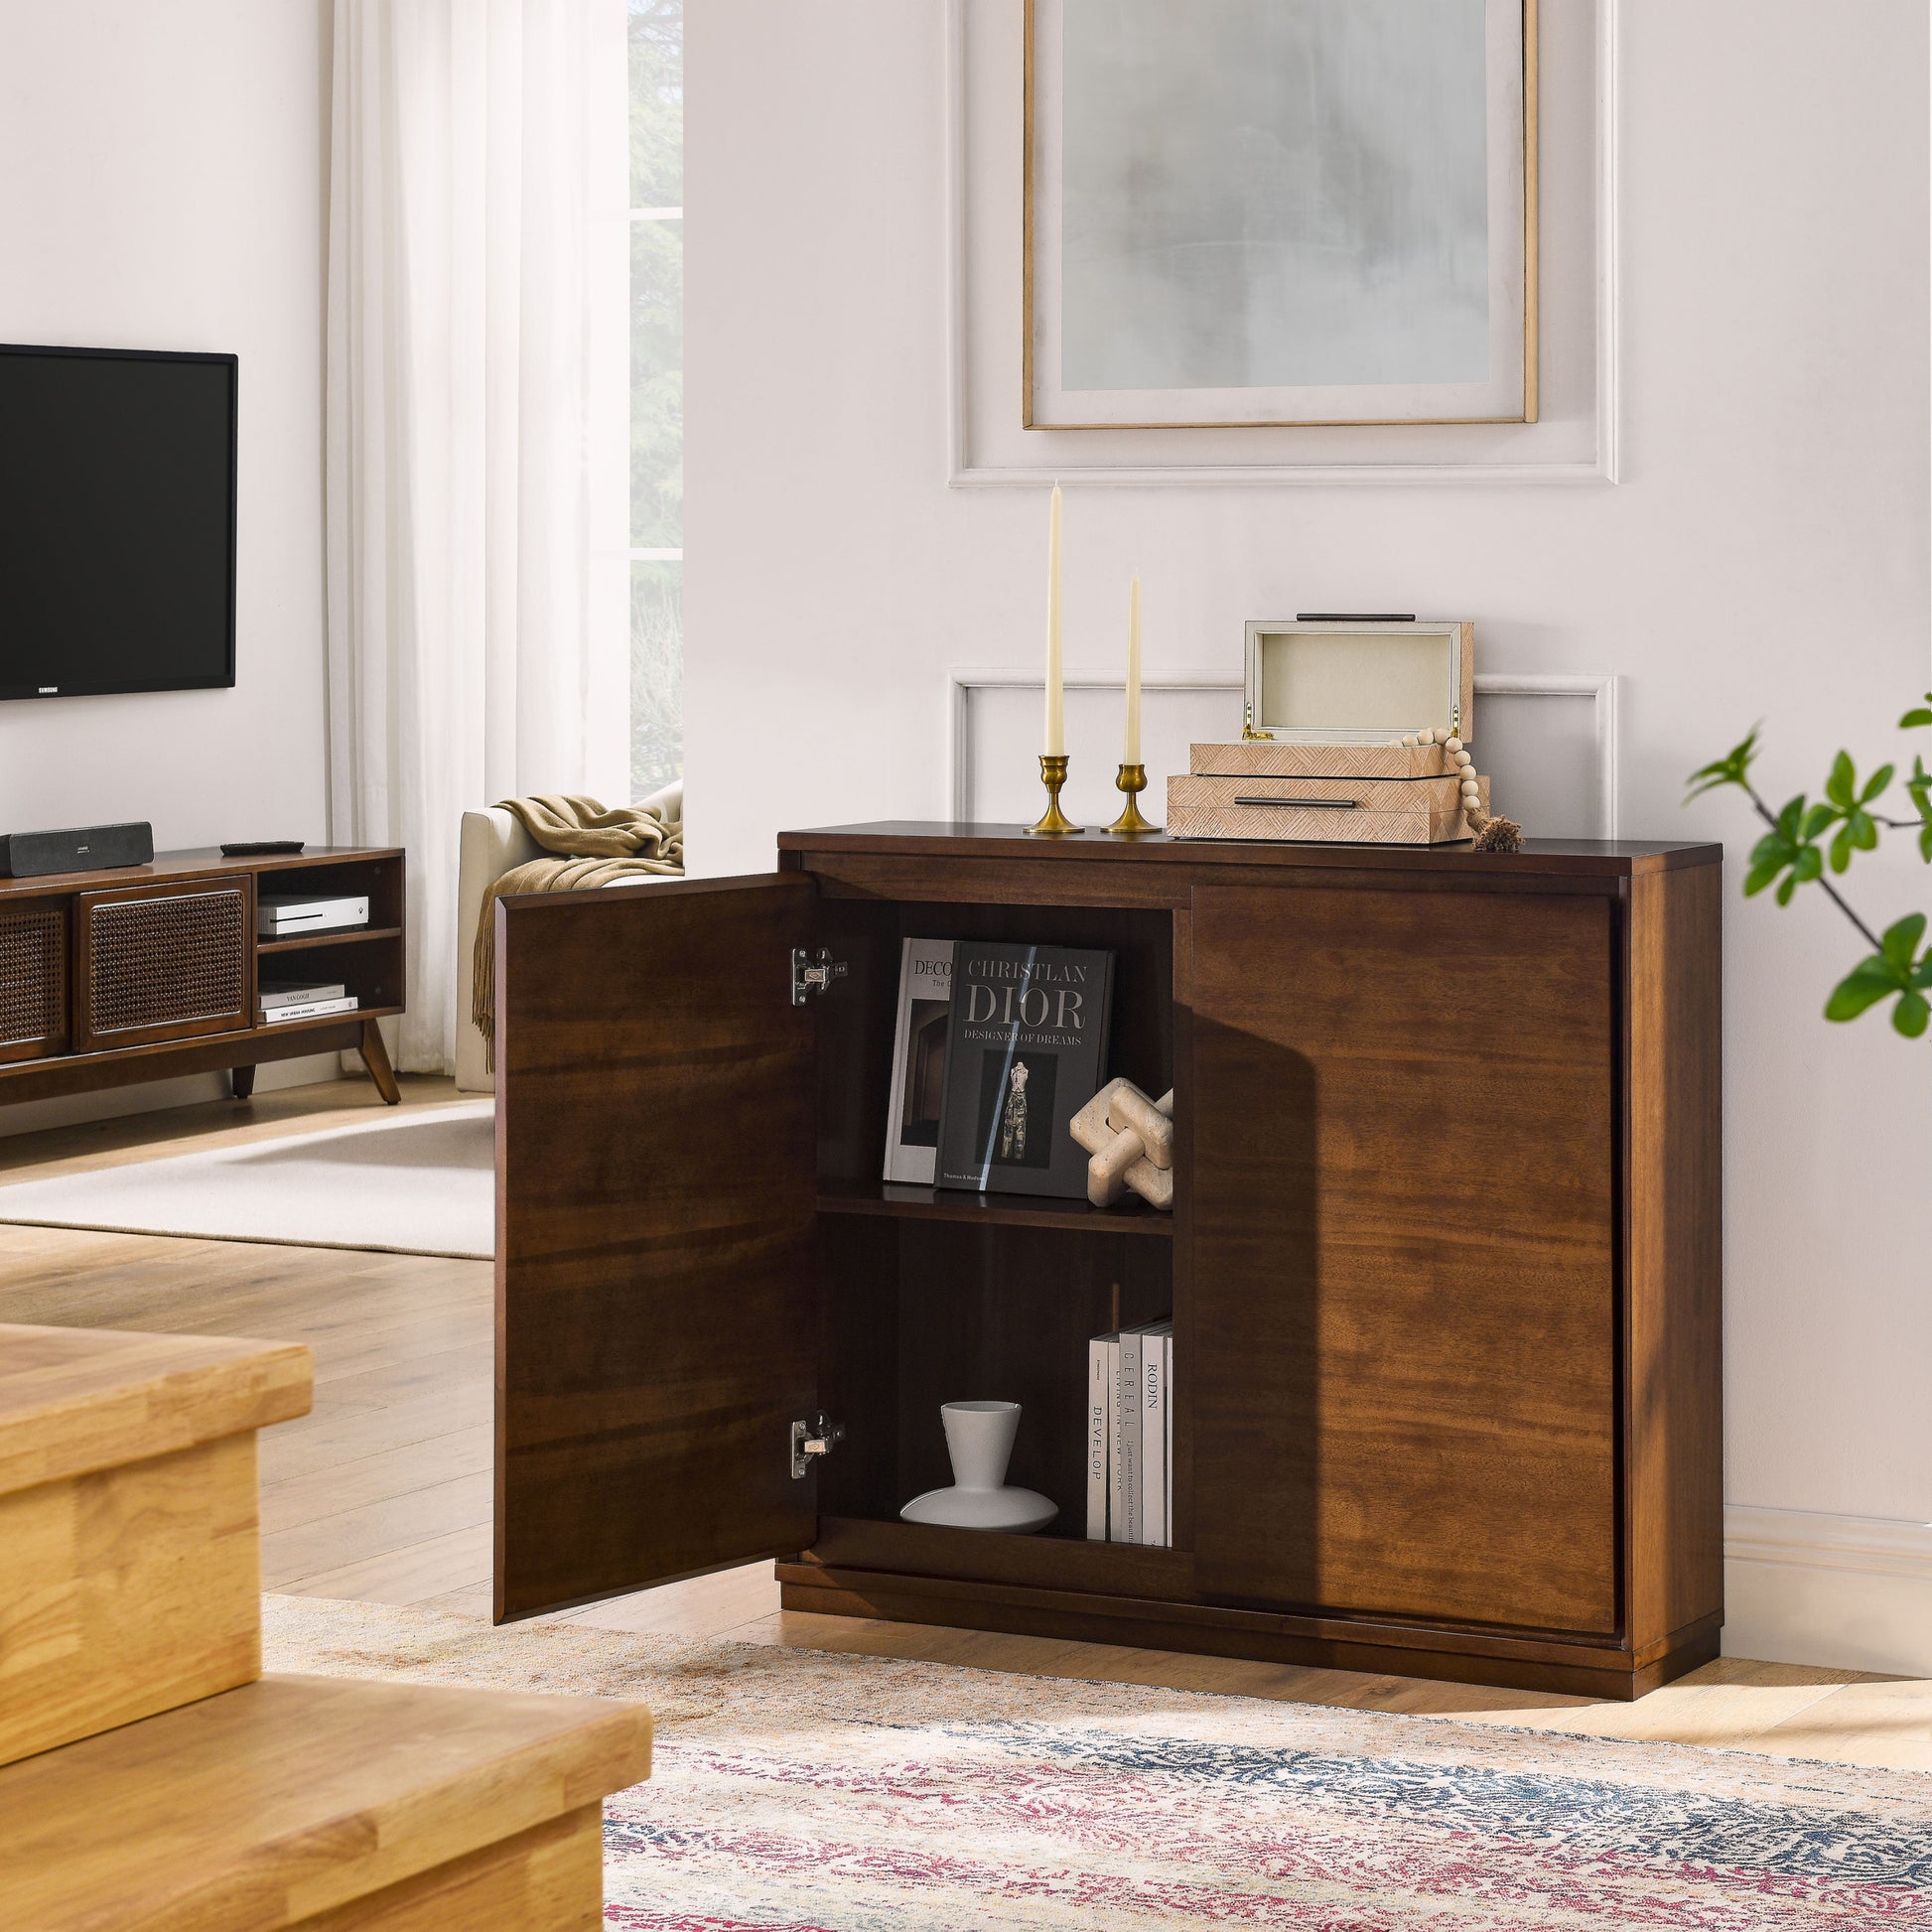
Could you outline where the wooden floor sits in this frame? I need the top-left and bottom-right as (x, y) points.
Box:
(1, 1075), (1928, 1771)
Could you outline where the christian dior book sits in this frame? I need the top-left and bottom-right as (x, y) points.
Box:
(932, 940), (1113, 1199)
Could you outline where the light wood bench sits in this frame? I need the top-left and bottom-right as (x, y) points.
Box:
(0, 1321), (652, 1928)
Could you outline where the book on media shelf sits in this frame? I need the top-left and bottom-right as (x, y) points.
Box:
(882, 938), (955, 1184)
(1086, 1316), (1173, 1546)
(259, 980), (346, 1011)
(259, 981), (359, 1025)
(262, 998), (360, 1025)
(932, 941), (1113, 1200)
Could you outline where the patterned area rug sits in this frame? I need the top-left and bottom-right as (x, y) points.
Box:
(263, 1595), (1932, 1930)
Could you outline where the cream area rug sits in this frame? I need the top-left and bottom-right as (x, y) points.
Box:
(262, 1594), (1932, 1930)
(0, 1103), (493, 1258)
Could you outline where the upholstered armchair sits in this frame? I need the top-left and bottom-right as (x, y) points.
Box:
(453, 780), (683, 1093)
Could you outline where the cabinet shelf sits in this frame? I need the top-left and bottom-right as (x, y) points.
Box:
(815, 1176), (1173, 1238)
(803, 1517), (1193, 1597)
(257, 924), (403, 956)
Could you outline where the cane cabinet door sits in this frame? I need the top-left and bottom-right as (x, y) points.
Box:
(72, 877), (255, 1050)
(494, 874), (819, 1620)
(1189, 882), (1619, 1637)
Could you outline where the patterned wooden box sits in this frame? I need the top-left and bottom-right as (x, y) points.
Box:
(1169, 619), (1483, 845)
(1169, 770), (1489, 846)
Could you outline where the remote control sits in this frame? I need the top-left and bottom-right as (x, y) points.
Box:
(220, 840), (307, 856)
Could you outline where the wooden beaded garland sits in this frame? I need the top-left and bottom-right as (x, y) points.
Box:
(1385, 725), (1523, 852)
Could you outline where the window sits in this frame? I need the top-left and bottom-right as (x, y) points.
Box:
(629, 1), (682, 798)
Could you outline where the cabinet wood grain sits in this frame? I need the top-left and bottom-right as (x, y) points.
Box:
(1190, 883), (1617, 1634)
(1626, 863), (1725, 1649)
(494, 876), (819, 1619)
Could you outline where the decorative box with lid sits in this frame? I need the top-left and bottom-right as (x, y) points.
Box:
(1168, 619), (1500, 845)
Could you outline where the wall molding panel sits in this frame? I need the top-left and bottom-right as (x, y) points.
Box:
(1474, 672), (1618, 840)
(948, 668), (1618, 839)
(944, 0), (1622, 487)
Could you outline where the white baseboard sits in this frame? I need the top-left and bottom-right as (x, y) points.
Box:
(1725, 1504), (1932, 1677)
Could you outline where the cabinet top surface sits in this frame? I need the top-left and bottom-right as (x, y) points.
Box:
(0, 845), (401, 897)
(779, 822), (1722, 878)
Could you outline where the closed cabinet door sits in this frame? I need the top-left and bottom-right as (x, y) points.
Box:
(0, 899), (69, 1063)
(72, 878), (254, 1051)
(1189, 882), (1618, 1637)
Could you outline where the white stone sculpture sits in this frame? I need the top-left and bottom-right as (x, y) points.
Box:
(1069, 1078), (1175, 1211)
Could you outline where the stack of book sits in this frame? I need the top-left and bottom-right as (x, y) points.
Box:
(1086, 1318), (1173, 1545)
(259, 980), (359, 1026)
(882, 936), (1115, 1200)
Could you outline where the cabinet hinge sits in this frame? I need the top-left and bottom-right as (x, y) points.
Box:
(790, 1414), (844, 1478)
(790, 947), (847, 1005)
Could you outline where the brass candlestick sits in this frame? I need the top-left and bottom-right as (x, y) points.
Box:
(1026, 754), (1084, 835)
(1108, 761), (1155, 835)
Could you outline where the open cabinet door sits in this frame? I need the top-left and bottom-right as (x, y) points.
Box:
(494, 873), (818, 1620)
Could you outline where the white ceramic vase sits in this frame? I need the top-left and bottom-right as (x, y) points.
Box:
(899, 1400), (1057, 1533)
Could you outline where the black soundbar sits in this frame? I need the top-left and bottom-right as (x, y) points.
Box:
(0, 821), (155, 877)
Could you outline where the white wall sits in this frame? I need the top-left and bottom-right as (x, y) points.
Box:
(689, 2), (1932, 1668)
(0, 0), (337, 1127)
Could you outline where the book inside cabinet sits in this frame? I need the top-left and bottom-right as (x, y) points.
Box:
(493, 826), (1725, 1702)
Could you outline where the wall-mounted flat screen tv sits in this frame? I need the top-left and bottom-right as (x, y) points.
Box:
(0, 344), (238, 702)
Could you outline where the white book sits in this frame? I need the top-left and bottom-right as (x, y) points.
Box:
(1103, 1336), (1123, 1539)
(1086, 1335), (1113, 1540)
(1114, 1329), (1142, 1543)
(1164, 1331), (1174, 1547)
(261, 995), (359, 1025)
(259, 980), (345, 1010)
(1140, 1319), (1173, 1547)
(881, 938), (955, 1183)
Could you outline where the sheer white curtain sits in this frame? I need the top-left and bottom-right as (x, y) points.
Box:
(326, 0), (628, 1072)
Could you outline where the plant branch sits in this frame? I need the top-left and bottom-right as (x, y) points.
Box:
(1741, 782), (1887, 953)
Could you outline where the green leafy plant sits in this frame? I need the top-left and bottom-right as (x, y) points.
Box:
(1687, 696), (1932, 1038)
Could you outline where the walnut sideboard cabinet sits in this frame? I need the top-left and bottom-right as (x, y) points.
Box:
(492, 824), (1723, 1700)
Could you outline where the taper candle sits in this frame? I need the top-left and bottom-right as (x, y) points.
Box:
(1044, 483), (1064, 757)
(1124, 571), (1142, 763)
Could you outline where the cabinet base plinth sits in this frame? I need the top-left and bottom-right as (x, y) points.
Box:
(776, 1564), (1722, 1703)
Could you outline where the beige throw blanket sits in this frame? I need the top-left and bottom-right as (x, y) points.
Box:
(472, 794), (684, 1069)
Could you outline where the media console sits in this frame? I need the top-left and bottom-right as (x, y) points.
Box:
(0, 846), (405, 1109)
